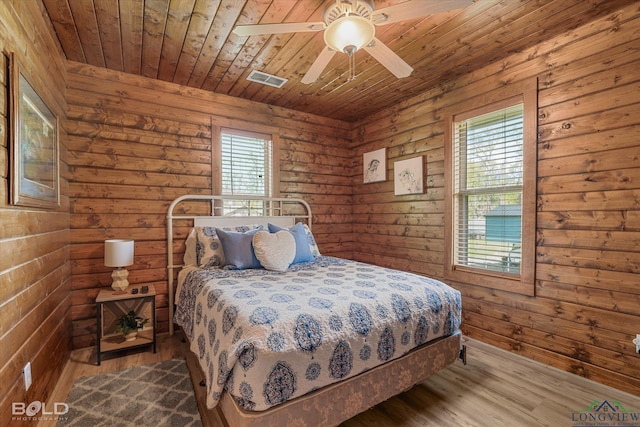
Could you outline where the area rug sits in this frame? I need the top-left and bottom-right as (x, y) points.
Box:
(57, 358), (202, 427)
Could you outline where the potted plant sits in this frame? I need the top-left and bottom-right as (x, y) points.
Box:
(114, 310), (148, 341)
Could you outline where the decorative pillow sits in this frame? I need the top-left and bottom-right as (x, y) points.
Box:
(268, 222), (315, 264)
(302, 224), (321, 257)
(194, 224), (259, 267)
(183, 227), (198, 265)
(252, 231), (296, 272)
(195, 227), (224, 267)
(216, 226), (264, 270)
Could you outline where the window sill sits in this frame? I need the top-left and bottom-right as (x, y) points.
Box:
(444, 265), (535, 296)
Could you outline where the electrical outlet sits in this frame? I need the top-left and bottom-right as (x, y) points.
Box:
(23, 362), (32, 391)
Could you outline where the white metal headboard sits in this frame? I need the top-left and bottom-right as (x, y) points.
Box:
(166, 195), (312, 334)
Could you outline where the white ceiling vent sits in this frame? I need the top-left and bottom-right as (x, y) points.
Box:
(247, 70), (288, 88)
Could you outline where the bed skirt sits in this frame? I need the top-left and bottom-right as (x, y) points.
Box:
(216, 330), (462, 427)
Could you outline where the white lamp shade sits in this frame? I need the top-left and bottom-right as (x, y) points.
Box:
(324, 15), (375, 54)
(104, 239), (134, 267)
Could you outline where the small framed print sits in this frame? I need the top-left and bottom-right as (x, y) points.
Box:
(394, 156), (424, 195)
(9, 53), (60, 209)
(363, 148), (386, 183)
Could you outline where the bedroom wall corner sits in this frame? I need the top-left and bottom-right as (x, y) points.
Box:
(0, 1), (71, 426)
(64, 63), (354, 349)
(350, 3), (640, 397)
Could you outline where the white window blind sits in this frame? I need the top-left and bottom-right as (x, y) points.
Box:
(221, 129), (272, 215)
(453, 104), (523, 274)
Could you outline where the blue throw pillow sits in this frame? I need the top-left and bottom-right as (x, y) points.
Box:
(267, 222), (315, 264)
(216, 226), (263, 269)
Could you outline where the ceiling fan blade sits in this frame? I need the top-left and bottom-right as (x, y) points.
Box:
(363, 38), (413, 79)
(372, 0), (472, 25)
(301, 47), (337, 84)
(233, 22), (325, 36)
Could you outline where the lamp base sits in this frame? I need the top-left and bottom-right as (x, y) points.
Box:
(111, 267), (129, 291)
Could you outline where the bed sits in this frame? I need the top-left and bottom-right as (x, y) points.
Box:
(167, 195), (464, 426)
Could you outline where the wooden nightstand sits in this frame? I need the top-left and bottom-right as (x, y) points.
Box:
(96, 284), (156, 365)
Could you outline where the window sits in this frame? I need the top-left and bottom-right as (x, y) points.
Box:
(219, 128), (275, 215)
(444, 79), (537, 295)
(454, 104), (523, 273)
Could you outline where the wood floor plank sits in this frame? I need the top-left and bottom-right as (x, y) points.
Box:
(346, 337), (640, 427)
(39, 335), (640, 427)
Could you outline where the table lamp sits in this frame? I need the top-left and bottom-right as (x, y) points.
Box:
(104, 239), (134, 291)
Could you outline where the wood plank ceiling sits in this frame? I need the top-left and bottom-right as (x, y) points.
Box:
(42, 0), (632, 122)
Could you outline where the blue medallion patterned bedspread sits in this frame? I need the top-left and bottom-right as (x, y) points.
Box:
(174, 256), (462, 411)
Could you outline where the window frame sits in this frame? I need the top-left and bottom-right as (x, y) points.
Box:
(212, 122), (280, 208)
(444, 78), (537, 296)
(220, 128), (273, 197)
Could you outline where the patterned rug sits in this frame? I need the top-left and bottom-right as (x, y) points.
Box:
(57, 358), (202, 427)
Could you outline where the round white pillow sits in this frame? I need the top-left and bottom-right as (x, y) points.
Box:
(252, 230), (296, 272)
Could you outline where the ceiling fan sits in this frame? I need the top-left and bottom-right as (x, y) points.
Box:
(233, 0), (472, 84)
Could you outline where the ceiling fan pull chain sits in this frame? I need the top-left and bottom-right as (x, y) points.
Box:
(349, 52), (356, 81)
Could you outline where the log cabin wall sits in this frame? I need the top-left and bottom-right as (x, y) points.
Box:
(65, 62), (353, 349)
(0, 1), (70, 425)
(351, 3), (640, 396)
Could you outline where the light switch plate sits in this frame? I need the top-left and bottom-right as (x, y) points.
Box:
(23, 362), (32, 391)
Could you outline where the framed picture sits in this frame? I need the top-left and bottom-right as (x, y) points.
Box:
(9, 54), (59, 209)
(394, 156), (424, 195)
(363, 147), (386, 183)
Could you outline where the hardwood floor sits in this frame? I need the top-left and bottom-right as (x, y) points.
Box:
(344, 338), (640, 427)
(40, 334), (640, 427)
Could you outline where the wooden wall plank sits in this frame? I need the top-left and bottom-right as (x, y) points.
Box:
(0, 294), (70, 427)
(537, 210), (640, 231)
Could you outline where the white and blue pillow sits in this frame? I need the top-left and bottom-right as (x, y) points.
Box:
(252, 230), (296, 272)
(268, 222), (315, 264)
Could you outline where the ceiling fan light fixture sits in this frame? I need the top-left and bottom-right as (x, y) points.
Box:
(234, 0), (471, 84)
(323, 15), (374, 54)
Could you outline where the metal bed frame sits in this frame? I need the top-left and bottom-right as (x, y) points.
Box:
(166, 194), (312, 335)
